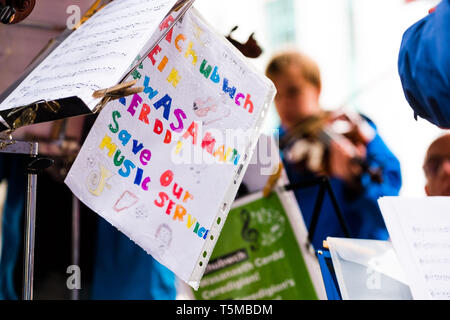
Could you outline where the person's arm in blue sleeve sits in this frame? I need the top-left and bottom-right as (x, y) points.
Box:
(398, 0), (450, 128)
(360, 118), (402, 200)
(344, 117), (402, 240)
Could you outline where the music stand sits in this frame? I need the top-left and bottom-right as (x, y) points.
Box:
(283, 176), (351, 249)
(0, 138), (52, 300)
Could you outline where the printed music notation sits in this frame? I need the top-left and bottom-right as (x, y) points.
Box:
(0, 0), (177, 112)
(413, 242), (450, 250)
(379, 197), (450, 300)
(418, 257), (450, 265)
(412, 226), (450, 236)
(430, 289), (450, 299)
(408, 220), (450, 298)
(42, 52), (127, 71)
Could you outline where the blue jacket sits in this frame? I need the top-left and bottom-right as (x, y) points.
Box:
(91, 217), (176, 300)
(279, 118), (402, 249)
(0, 155), (26, 300)
(398, 0), (450, 128)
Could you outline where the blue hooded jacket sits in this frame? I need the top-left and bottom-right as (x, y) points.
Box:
(398, 0), (450, 128)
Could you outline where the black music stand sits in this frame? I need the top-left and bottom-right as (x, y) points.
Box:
(283, 176), (351, 249)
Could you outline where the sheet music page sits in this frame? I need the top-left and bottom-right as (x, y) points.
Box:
(378, 197), (450, 300)
(0, 0), (177, 112)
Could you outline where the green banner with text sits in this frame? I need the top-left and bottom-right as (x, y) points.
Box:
(194, 192), (318, 300)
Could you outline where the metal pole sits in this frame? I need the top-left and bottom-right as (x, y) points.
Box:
(71, 195), (80, 300)
(23, 160), (37, 300)
(325, 179), (351, 238)
(307, 178), (327, 247)
(0, 139), (51, 300)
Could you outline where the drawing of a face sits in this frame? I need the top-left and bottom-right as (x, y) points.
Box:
(190, 165), (208, 184)
(135, 205), (149, 218)
(154, 223), (173, 258)
(86, 155), (96, 168)
(156, 224), (172, 247)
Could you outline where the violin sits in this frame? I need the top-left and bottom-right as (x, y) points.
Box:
(226, 26), (263, 59)
(280, 110), (383, 186)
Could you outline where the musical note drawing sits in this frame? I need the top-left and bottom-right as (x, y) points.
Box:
(240, 209), (259, 252)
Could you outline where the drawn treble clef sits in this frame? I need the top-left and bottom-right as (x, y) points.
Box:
(240, 209), (259, 252)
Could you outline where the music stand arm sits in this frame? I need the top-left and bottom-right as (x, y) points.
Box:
(0, 139), (53, 300)
(282, 176), (351, 249)
(0, 139), (38, 300)
(23, 158), (37, 300)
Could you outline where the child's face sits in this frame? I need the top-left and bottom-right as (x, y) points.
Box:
(271, 64), (321, 130)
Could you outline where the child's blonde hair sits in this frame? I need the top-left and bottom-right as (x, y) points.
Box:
(266, 50), (321, 91)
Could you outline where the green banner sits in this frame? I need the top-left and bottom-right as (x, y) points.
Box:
(193, 192), (318, 300)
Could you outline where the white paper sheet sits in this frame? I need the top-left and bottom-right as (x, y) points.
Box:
(327, 237), (412, 300)
(378, 197), (450, 300)
(0, 0), (177, 112)
(241, 134), (280, 193)
(65, 8), (275, 289)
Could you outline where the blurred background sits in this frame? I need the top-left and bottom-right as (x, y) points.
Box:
(0, 0), (447, 300)
(0, 0), (445, 198)
(194, 0), (445, 197)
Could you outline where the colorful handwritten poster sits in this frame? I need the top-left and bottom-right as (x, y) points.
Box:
(65, 8), (275, 289)
(192, 191), (319, 300)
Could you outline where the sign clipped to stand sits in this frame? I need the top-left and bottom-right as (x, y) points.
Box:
(193, 190), (321, 300)
(65, 7), (275, 289)
(183, 135), (325, 300)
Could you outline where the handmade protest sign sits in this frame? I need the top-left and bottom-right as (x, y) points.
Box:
(192, 191), (320, 300)
(65, 8), (275, 289)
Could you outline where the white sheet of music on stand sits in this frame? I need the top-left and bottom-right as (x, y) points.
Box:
(0, 0), (177, 112)
(378, 197), (450, 300)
